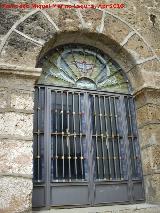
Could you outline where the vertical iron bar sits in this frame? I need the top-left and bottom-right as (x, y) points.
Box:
(67, 92), (71, 180)
(113, 97), (122, 179)
(61, 91), (65, 179)
(44, 87), (51, 208)
(98, 95), (106, 179)
(72, 92), (78, 179)
(93, 95), (100, 179)
(78, 93), (84, 179)
(108, 96), (117, 179)
(37, 87), (40, 182)
(103, 96), (112, 179)
(55, 91), (58, 179)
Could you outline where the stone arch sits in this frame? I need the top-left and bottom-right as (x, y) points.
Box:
(0, 7), (159, 93)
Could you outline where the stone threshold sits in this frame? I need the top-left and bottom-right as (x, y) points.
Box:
(33, 203), (160, 213)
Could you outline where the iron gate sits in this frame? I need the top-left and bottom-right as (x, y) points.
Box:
(32, 85), (144, 208)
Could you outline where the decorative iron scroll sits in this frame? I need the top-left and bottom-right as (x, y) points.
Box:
(38, 44), (130, 93)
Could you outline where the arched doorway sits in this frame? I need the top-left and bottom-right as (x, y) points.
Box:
(32, 44), (144, 208)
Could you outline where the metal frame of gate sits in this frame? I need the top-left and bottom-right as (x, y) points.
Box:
(32, 85), (145, 209)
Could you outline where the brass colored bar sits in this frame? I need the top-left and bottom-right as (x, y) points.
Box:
(51, 132), (86, 136)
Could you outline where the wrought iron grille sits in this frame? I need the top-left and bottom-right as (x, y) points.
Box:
(33, 87), (142, 182)
(33, 44), (144, 208)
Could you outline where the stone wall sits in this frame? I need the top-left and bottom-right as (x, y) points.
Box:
(135, 89), (160, 203)
(0, 0), (160, 212)
(0, 67), (41, 213)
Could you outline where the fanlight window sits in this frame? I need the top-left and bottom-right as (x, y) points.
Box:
(37, 44), (130, 93)
(33, 44), (144, 208)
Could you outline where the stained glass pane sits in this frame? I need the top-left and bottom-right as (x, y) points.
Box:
(38, 44), (130, 93)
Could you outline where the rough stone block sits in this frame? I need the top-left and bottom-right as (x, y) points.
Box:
(0, 176), (32, 213)
(0, 139), (32, 176)
(0, 0), (30, 35)
(0, 32), (41, 67)
(17, 11), (56, 43)
(137, 59), (160, 73)
(138, 124), (160, 148)
(141, 145), (160, 175)
(124, 34), (153, 61)
(81, 9), (103, 31)
(55, 9), (83, 32)
(135, 89), (160, 109)
(144, 174), (160, 203)
(127, 66), (144, 90)
(0, 75), (36, 91)
(103, 13), (131, 44)
(11, 90), (34, 111)
(136, 104), (160, 126)
(0, 112), (33, 137)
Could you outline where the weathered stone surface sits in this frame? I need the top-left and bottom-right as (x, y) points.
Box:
(0, 176), (32, 213)
(0, 0), (30, 36)
(137, 59), (160, 73)
(141, 145), (160, 175)
(0, 88), (8, 108)
(17, 11), (56, 43)
(144, 174), (160, 203)
(138, 124), (160, 148)
(0, 139), (32, 175)
(11, 90), (34, 111)
(0, 112), (33, 137)
(137, 104), (160, 126)
(135, 89), (160, 109)
(103, 13), (131, 44)
(0, 74), (36, 91)
(0, 32), (41, 67)
(124, 34), (153, 61)
(81, 9), (103, 31)
(53, 9), (83, 32)
(127, 66), (144, 90)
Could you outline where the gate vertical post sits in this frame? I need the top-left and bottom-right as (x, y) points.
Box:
(119, 95), (134, 203)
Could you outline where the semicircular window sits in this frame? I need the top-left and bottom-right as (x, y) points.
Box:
(37, 44), (130, 93)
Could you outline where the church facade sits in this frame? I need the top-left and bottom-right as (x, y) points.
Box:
(0, 0), (160, 212)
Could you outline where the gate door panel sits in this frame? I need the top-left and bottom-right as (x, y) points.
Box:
(32, 86), (144, 208)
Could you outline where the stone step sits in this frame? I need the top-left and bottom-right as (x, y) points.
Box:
(33, 203), (160, 213)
